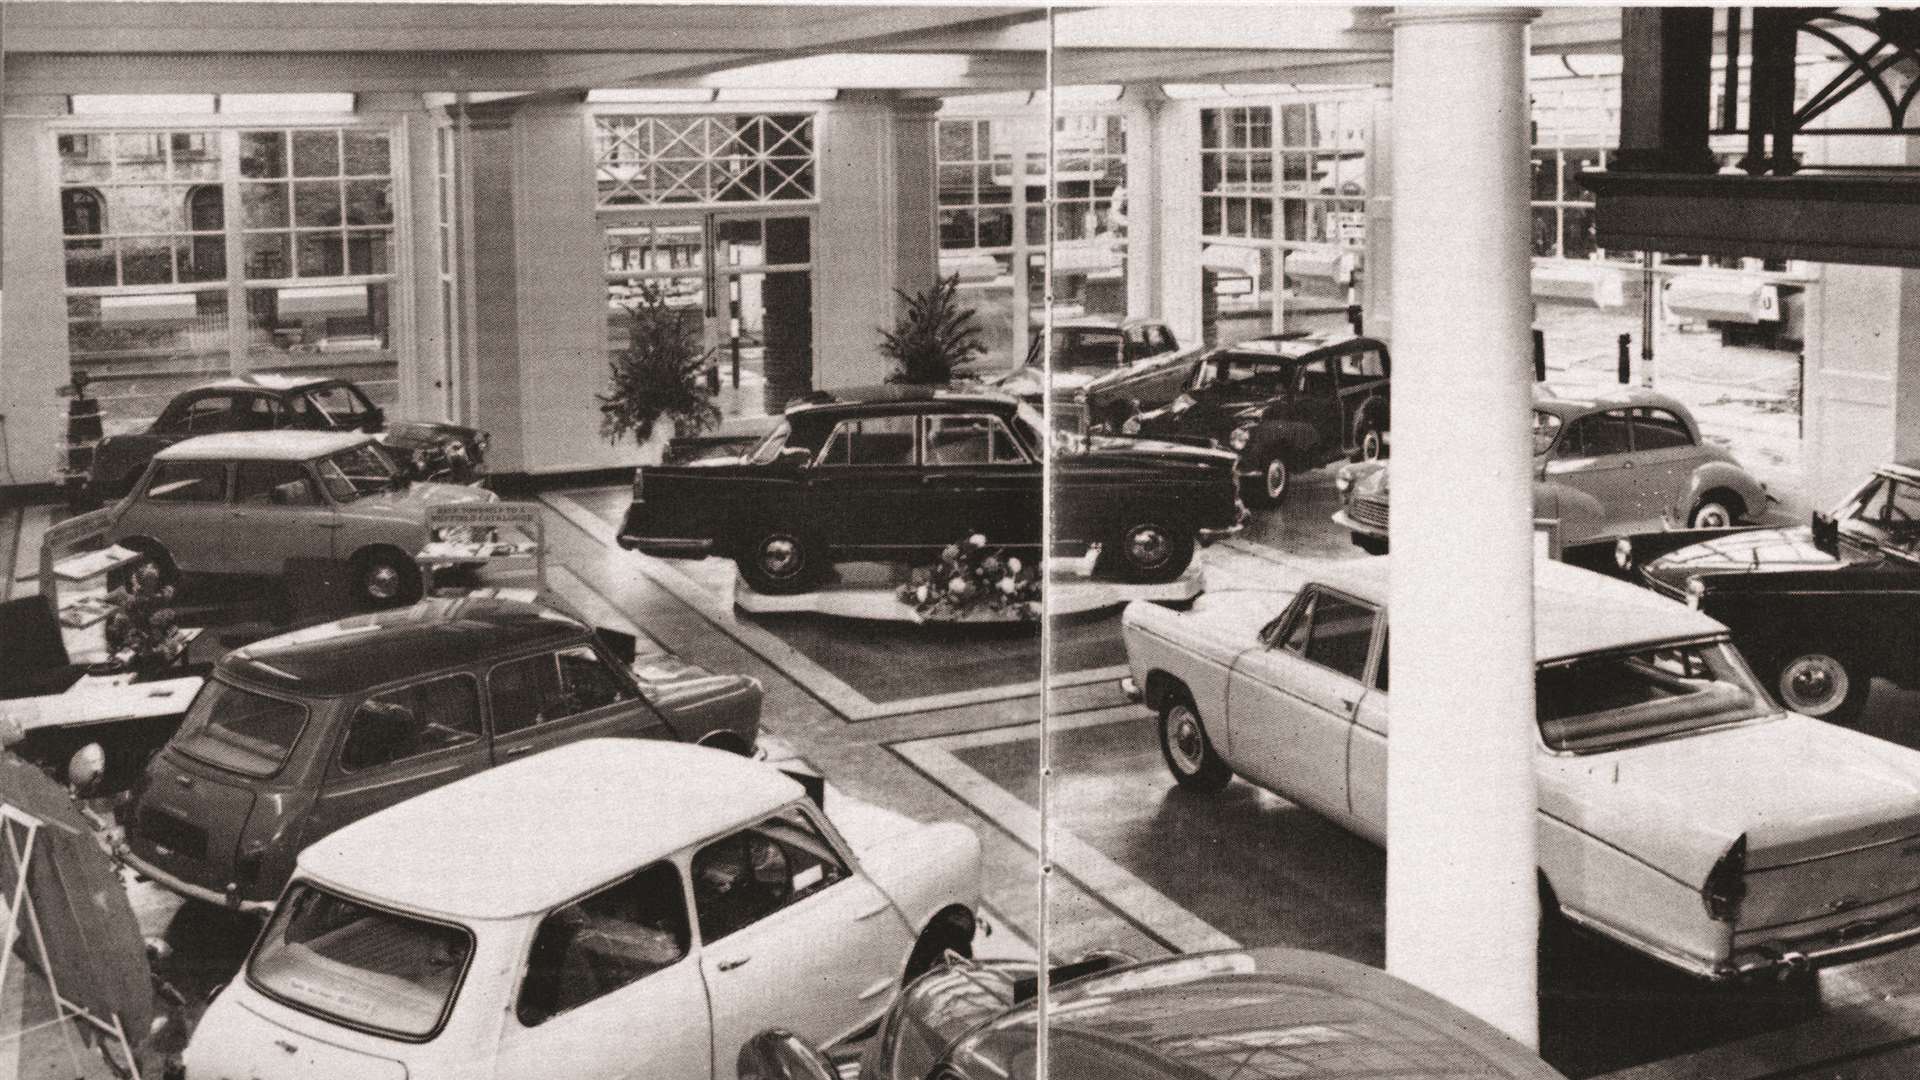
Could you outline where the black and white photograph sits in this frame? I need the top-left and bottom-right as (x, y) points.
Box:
(4, 2), (1920, 1078)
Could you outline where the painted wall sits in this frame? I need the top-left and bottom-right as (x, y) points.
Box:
(1, 97), (73, 488)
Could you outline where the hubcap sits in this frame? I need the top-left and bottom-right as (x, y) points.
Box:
(1265, 459), (1288, 499)
(760, 536), (800, 577)
(364, 564), (401, 600)
(1694, 503), (1731, 528)
(1127, 525), (1171, 568)
(1362, 430), (1383, 461)
(1167, 706), (1205, 774)
(1780, 655), (1847, 714)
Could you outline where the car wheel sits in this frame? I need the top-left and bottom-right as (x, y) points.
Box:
(1773, 651), (1870, 725)
(352, 549), (421, 608)
(1352, 422), (1387, 463)
(1689, 492), (1743, 529)
(1103, 520), (1196, 584)
(1159, 692), (1232, 793)
(1242, 453), (1291, 508)
(737, 525), (822, 595)
(117, 538), (178, 589)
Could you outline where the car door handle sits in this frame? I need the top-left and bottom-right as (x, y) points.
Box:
(1338, 698), (1358, 714)
(715, 956), (751, 972)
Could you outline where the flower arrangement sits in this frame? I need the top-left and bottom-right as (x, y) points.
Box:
(101, 561), (188, 674)
(898, 533), (1043, 622)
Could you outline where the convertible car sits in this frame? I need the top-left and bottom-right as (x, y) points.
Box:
(1121, 556), (1920, 983)
(618, 386), (1245, 592)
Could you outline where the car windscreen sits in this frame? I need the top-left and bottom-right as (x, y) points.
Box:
(172, 678), (311, 778)
(1837, 473), (1920, 547)
(1532, 411), (1563, 456)
(1200, 354), (1289, 392)
(1537, 639), (1771, 753)
(316, 443), (397, 501)
(746, 420), (793, 465)
(1053, 329), (1124, 368)
(250, 882), (472, 1040)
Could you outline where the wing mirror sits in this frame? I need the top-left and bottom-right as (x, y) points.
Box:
(367, 406), (386, 430)
(1811, 510), (1839, 556)
(737, 1030), (837, 1080)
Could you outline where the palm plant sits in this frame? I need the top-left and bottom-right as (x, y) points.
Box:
(879, 274), (986, 385)
(599, 283), (722, 447)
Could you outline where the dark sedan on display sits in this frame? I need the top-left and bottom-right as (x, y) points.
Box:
(90, 373), (488, 498)
(617, 386), (1245, 591)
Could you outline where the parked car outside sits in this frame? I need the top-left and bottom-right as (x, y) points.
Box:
(988, 316), (1201, 432)
(617, 386), (1245, 592)
(1121, 556), (1920, 983)
(741, 947), (1567, 1080)
(181, 738), (982, 1080)
(103, 431), (495, 605)
(1625, 460), (1920, 725)
(1123, 332), (1391, 506)
(119, 596), (762, 913)
(1333, 384), (1767, 553)
(90, 373), (488, 499)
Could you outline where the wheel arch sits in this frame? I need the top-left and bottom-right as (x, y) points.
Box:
(1141, 669), (1189, 713)
(900, 902), (977, 984)
(694, 729), (753, 757)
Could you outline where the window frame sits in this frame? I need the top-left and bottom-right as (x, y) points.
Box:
(1265, 584), (1384, 687)
(511, 859), (693, 1029)
(1627, 406), (1696, 451)
(232, 458), (322, 507)
(334, 670), (485, 776)
(814, 413), (922, 469)
(688, 804), (855, 945)
(485, 643), (644, 739)
(142, 458), (231, 503)
(920, 412), (1032, 467)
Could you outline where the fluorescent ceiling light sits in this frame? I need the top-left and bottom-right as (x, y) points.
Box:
(1053, 84), (1122, 104)
(587, 88), (716, 104)
(714, 88), (837, 103)
(1160, 84), (1231, 100)
(221, 93), (356, 114)
(71, 94), (215, 115)
(708, 53), (975, 90)
(938, 91), (1037, 112)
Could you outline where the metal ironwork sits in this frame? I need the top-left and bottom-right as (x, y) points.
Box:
(1720, 7), (1920, 175)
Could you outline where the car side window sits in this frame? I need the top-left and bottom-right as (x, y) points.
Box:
(925, 415), (1027, 466)
(1560, 410), (1632, 457)
(143, 461), (228, 503)
(181, 394), (240, 434)
(817, 415), (918, 467)
(1279, 590), (1376, 683)
(340, 674), (482, 773)
(1341, 348), (1386, 380)
(1373, 631), (1388, 692)
(1150, 327), (1177, 354)
(515, 862), (690, 1028)
(1629, 407), (1693, 451)
(308, 385), (373, 426)
(691, 807), (850, 943)
(490, 648), (633, 736)
(556, 645), (637, 713)
(1296, 358), (1335, 398)
(237, 394), (278, 432)
(234, 461), (320, 506)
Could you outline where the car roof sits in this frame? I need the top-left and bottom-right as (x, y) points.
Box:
(192, 373), (337, 394)
(785, 384), (1019, 415)
(956, 947), (1565, 1079)
(151, 431), (371, 462)
(1212, 332), (1384, 363)
(1054, 315), (1160, 332)
(1298, 556), (1725, 662)
(297, 739), (803, 920)
(220, 597), (589, 697)
(1533, 383), (1694, 422)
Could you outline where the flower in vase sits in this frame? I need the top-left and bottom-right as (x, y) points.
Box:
(997, 576), (1018, 596)
(948, 577), (971, 596)
(942, 544), (962, 562)
(915, 584), (931, 603)
(1007, 557), (1023, 575)
(980, 556), (1002, 576)
(967, 533), (988, 550)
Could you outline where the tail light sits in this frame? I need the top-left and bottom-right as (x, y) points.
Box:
(1703, 834), (1748, 922)
(633, 467), (645, 499)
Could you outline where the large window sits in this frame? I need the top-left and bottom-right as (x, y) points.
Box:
(58, 123), (402, 423)
(594, 114), (816, 208)
(1529, 83), (1617, 261)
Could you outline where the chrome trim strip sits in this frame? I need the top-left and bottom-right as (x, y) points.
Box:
(120, 848), (274, 915)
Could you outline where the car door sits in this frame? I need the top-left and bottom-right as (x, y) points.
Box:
(1291, 356), (1345, 459)
(116, 459), (231, 573)
(488, 645), (669, 767)
(807, 414), (926, 554)
(1625, 407), (1699, 523)
(494, 861), (712, 1080)
(919, 413), (1042, 550)
(302, 673), (493, 847)
(694, 804), (915, 1074)
(227, 459), (338, 575)
(1335, 344), (1389, 440)
(1347, 629), (1390, 844)
(1542, 410), (1642, 530)
(1224, 587), (1377, 822)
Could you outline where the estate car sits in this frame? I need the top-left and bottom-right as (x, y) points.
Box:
(182, 739), (983, 1080)
(121, 596), (762, 912)
(618, 386), (1244, 592)
(1123, 332), (1391, 505)
(989, 316), (1200, 432)
(103, 431), (494, 605)
(1122, 556), (1920, 982)
(91, 373), (488, 499)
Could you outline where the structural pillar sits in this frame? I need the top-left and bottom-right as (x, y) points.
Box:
(1612, 7), (1719, 175)
(1384, 6), (1540, 1048)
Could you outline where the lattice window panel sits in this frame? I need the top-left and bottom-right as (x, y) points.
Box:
(596, 114), (816, 208)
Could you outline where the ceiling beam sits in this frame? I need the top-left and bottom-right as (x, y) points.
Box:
(3, 51), (748, 94)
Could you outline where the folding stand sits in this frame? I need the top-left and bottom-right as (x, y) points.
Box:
(0, 803), (143, 1079)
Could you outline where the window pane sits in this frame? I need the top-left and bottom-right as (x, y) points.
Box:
(60, 135), (112, 183)
(65, 242), (117, 287)
(1302, 594), (1375, 682)
(926, 415), (996, 465)
(248, 282), (389, 357)
(242, 182), (289, 229)
(235, 460), (317, 503)
(292, 130), (341, 177)
(342, 131), (391, 176)
(976, 209), (1012, 248)
(170, 132), (221, 182)
(341, 676), (481, 772)
(121, 236), (176, 285)
(818, 415), (916, 467)
(240, 131), (288, 179)
(346, 230), (393, 275)
(490, 653), (558, 736)
(293, 180), (343, 228)
(244, 232), (293, 279)
(516, 863), (689, 1027)
(344, 180), (392, 226)
(1631, 408), (1693, 450)
(556, 646), (634, 715)
(692, 809), (848, 943)
(177, 235), (227, 283)
(145, 460), (228, 502)
(113, 132), (169, 181)
(297, 232), (345, 276)
(1531, 151), (1557, 202)
(107, 184), (184, 234)
(1562, 205), (1596, 259)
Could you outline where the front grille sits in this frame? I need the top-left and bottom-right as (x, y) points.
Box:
(1348, 495), (1389, 530)
(139, 808), (208, 861)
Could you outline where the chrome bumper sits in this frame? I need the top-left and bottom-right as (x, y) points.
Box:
(617, 534), (715, 558)
(1329, 509), (1386, 540)
(1724, 906), (1920, 981)
(1119, 675), (1142, 703)
(119, 847), (274, 916)
(1198, 505), (1250, 544)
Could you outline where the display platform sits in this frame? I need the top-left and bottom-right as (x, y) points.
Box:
(731, 552), (1204, 623)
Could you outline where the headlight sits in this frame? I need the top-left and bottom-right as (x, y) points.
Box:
(446, 441), (469, 465)
(476, 432), (491, 452)
(1228, 426), (1252, 451)
(1685, 577), (1706, 609)
(1120, 415), (1141, 435)
(411, 448), (431, 471)
(1335, 472), (1353, 494)
(1614, 537), (1633, 570)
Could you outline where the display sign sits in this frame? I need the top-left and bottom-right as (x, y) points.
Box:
(426, 502), (543, 530)
(1331, 211), (1367, 248)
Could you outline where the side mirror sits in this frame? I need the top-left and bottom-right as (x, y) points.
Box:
(368, 406), (386, 429)
(1812, 510), (1839, 556)
(737, 1030), (837, 1080)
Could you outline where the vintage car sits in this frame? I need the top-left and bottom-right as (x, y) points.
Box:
(617, 386), (1245, 592)
(120, 596), (763, 913)
(988, 316), (1200, 432)
(182, 738), (982, 1080)
(1122, 332), (1391, 505)
(1624, 460), (1920, 725)
(1334, 384), (1768, 553)
(742, 948), (1566, 1080)
(1121, 556), (1920, 983)
(103, 431), (494, 605)
(90, 373), (488, 499)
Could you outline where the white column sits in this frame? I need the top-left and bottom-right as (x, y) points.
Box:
(1385, 6), (1540, 1049)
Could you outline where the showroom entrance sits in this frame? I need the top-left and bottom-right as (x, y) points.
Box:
(602, 210), (814, 419)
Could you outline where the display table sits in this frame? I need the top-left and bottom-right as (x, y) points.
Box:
(731, 554), (1204, 623)
(0, 673), (204, 737)
(417, 502), (547, 597)
(38, 508), (139, 662)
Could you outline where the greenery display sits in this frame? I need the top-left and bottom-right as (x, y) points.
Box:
(879, 274), (987, 385)
(599, 283), (722, 447)
(898, 533), (1042, 622)
(103, 561), (187, 673)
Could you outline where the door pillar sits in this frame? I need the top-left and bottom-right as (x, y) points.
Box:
(1384, 5), (1540, 1048)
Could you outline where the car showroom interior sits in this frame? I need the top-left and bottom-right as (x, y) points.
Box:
(5, 4), (1920, 1079)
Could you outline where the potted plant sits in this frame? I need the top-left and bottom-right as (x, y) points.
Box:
(599, 283), (722, 449)
(879, 274), (987, 385)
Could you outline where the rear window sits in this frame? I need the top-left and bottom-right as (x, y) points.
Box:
(1538, 640), (1772, 753)
(173, 678), (310, 778)
(250, 882), (471, 1041)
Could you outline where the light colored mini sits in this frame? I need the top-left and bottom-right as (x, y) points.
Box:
(103, 431), (494, 604)
(1121, 556), (1920, 982)
(182, 739), (984, 1080)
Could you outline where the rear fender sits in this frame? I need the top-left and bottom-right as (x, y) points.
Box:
(1685, 462), (1769, 521)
